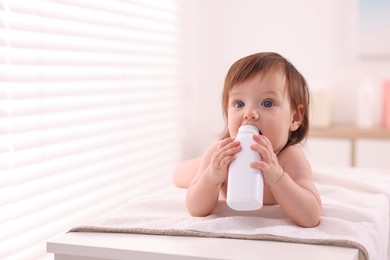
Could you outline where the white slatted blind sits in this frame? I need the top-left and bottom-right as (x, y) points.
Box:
(0, 0), (183, 259)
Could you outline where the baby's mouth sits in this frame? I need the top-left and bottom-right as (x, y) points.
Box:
(258, 129), (262, 135)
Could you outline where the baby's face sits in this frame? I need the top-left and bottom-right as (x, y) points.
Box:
(227, 72), (298, 154)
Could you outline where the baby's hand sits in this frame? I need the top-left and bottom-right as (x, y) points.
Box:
(249, 134), (284, 186)
(205, 137), (241, 185)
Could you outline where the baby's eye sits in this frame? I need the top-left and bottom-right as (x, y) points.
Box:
(261, 100), (274, 108)
(234, 101), (245, 109)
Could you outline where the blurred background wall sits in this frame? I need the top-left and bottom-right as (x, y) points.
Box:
(180, 0), (390, 158)
(1, 1), (389, 258)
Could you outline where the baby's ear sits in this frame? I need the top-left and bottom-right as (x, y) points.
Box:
(290, 104), (304, 131)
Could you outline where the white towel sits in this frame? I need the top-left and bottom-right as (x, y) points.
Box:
(71, 168), (390, 260)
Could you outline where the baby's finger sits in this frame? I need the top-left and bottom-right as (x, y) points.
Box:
(215, 138), (240, 156)
(215, 143), (241, 165)
(250, 160), (267, 171)
(218, 137), (235, 148)
(220, 155), (236, 168)
(253, 134), (273, 151)
(250, 143), (271, 162)
(211, 139), (239, 166)
(219, 138), (240, 150)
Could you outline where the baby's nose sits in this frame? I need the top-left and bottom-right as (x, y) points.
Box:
(244, 108), (259, 120)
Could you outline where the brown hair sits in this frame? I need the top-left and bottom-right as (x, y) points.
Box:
(221, 52), (310, 147)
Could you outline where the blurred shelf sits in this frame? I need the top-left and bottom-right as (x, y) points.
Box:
(308, 125), (390, 167)
(309, 125), (390, 139)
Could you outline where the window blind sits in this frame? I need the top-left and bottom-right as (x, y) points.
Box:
(0, 0), (183, 259)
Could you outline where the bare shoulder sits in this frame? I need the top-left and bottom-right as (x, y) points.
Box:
(277, 144), (312, 181)
(173, 157), (201, 188)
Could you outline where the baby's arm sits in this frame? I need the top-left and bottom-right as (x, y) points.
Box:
(173, 157), (201, 188)
(250, 135), (322, 227)
(186, 138), (241, 216)
(270, 147), (322, 227)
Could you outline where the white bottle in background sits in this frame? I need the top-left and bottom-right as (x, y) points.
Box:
(227, 125), (263, 211)
(356, 78), (375, 128)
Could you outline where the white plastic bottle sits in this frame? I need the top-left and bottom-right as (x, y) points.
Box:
(227, 125), (263, 211)
(356, 77), (375, 128)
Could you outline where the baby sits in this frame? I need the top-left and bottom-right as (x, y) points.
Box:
(173, 52), (322, 227)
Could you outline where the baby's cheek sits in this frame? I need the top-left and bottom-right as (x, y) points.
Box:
(229, 129), (238, 138)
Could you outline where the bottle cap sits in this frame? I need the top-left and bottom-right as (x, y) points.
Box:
(238, 125), (259, 133)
